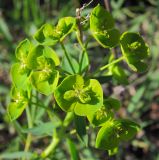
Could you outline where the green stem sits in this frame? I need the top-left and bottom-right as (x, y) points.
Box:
(60, 42), (76, 74)
(41, 129), (60, 158)
(76, 32), (89, 74)
(99, 56), (125, 71)
(41, 112), (74, 158)
(22, 106), (33, 160)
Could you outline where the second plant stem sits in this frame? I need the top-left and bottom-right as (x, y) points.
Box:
(100, 56), (125, 71)
(60, 42), (76, 74)
(41, 112), (74, 158)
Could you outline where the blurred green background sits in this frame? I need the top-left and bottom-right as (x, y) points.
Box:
(0, 0), (159, 159)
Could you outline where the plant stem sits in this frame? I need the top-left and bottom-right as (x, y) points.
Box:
(100, 56), (125, 71)
(60, 42), (76, 74)
(41, 129), (60, 158)
(76, 32), (89, 74)
(104, 0), (110, 12)
(22, 106), (33, 160)
(41, 112), (74, 158)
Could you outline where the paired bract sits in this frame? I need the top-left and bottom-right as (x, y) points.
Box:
(54, 75), (103, 116)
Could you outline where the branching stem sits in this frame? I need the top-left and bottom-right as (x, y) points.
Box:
(100, 56), (125, 71)
(60, 42), (76, 74)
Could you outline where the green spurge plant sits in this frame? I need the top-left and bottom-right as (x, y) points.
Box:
(8, 3), (150, 159)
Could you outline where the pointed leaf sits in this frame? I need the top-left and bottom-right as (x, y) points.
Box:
(74, 114), (88, 146)
(61, 54), (79, 74)
(67, 138), (80, 160)
(79, 51), (89, 74)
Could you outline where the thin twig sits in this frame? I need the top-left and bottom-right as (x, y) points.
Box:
(104, 0), (110, 11)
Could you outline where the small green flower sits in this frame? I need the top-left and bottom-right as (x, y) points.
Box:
(120, 32), (150, 72)
(54, 75), (103, 116)
(27, 45), (60, 95)
(34, 17), (76, 45)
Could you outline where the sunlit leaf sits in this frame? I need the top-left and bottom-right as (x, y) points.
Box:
(90, 4), (120, 48)
(120, 32), (150, 72)
(87, 105), (114, 127)
(54, 75), (103, 116)
(96, 121), (120, 150)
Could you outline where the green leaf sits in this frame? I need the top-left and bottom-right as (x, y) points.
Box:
(79, 51), (89, 74)
(0, 16), (12, 41)
(34, 24), (60, 46)
(96, 121), (120, 150)
(61, 54), (79, 74)
(67, 138), (80, 160)
(8, 102), (27, 121)
(104, 97), (121, 111)
(114, 119), (140, 141)
(87, 105), (114, 127)
(90, 4), (114, 32)
(93, 28), (120, 48)
(11, 63), (30, 89)
(0, 151), (35, 159)
(90, 4), (120, 48)
(74, 114), (88, 146)
(22, 122), (58, 136)
(31, 70), (59, 95)
(120, 32), (150, 72)
(57, 17), (76, 41)
(15, 39), (31, 61)
(111, 65), (128, 85)
(54, 75), (103, 116)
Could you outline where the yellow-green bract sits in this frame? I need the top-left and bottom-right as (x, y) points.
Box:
(96, 119), (140, 150)
(54, 75), (103, 116)
(27, 45), (60, 95)
(7, 87), (29, 121)
(120, 32), (150, 72)
(34, 17), (76, 45)
(90, 4), (120, 48)
(11, 39), (31, 89)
